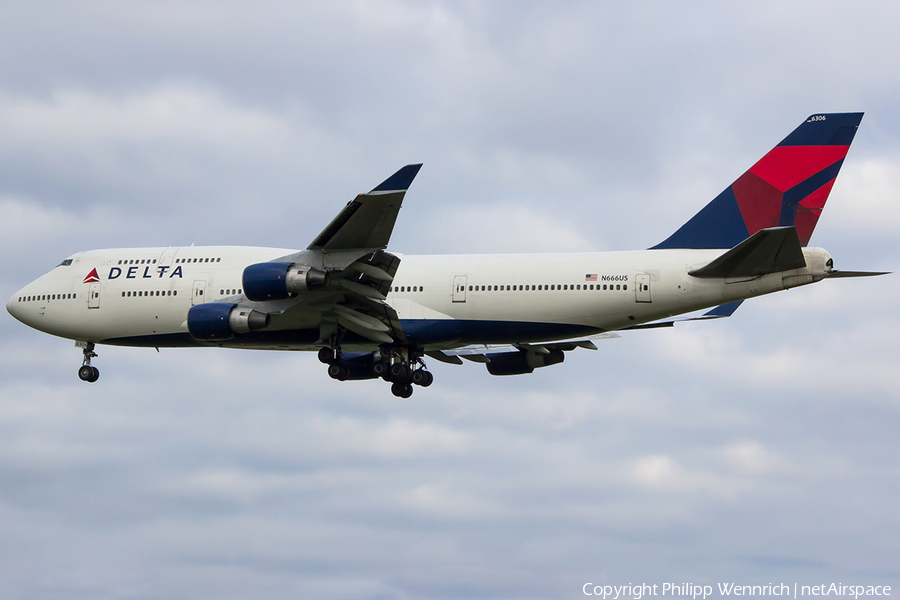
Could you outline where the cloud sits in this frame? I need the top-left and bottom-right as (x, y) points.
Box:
(2, 1), (899, 598)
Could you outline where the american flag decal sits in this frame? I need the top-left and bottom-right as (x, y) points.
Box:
(585, 274), (597, 282)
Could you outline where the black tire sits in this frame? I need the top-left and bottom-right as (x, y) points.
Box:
(421, 371), (434, 387)
(78, 365), (94, 382)
(318, 347), (336, 364)
(388, 363), (411, 383)
(88, 366), (100, 383)
(411, 369), (426, 386)
(327, 363), (347, 381)
(372, 361), (387, 377)
(391, 381), (413, 398)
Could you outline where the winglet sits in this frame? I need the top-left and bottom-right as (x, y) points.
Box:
(308, 164), (423, 251)
(371, 164), (423, 193)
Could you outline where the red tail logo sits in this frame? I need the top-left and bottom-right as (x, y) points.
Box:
(83, 268), (100, 284)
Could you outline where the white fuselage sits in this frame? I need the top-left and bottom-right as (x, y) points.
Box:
(7, 245), (831, 350)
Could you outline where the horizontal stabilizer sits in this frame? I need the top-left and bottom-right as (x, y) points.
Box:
(701, 300), (744, 318)
(689, 227), (805, 279)
(827, 270), (891, 278)
(622, 300), (744, 330)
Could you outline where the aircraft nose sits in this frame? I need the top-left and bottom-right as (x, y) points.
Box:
(7, 289), (27, 324)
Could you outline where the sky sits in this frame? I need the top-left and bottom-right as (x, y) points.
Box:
(1, 2), (899, 599)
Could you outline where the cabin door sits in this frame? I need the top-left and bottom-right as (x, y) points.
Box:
(88, 283), (101, 309)
(452, 275), (467, 303)
(635, 274), (652, 303)
(192, 280), (207, 306)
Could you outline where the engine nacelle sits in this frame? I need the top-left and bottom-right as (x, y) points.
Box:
(242, 262), (330, 301)
(485, 348), (565, 376)
(187, 303), (270, 341)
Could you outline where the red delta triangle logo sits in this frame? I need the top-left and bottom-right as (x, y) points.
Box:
(83, 268), (100, 284)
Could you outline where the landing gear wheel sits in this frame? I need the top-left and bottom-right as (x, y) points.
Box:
(411, 369), (433, 387)
(78, 365), (93, 381)
(78, 342), (99, 383)
(388, 363), (411, 383)
(391, 381), (414, 398)
(327, 363), (348, 381)
(372, 361), (387, 377)
(78, 365), (99, 383)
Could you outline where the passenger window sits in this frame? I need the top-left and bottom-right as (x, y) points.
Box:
(623, 285), (627, 290)
(616, 285), (621, 290)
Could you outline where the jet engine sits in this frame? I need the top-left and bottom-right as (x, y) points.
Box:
(485, 348), (565, 376)
(242, 262), (329, 301)
(187, 303), (270, 341)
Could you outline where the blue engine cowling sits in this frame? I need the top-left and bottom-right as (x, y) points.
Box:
(485, 349), (565, 376)
(242, 262), (329, 301)
(187, 303), (270, 341)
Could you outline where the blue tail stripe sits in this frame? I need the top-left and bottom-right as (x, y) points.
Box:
(651, 186), (749, 250)
(777, 113), (863, 147)
(778, 158), (844, 227)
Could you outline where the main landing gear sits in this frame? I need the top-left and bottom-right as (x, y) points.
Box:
(318, 345), (433, 398)
(382, 349), (434, 399)
(77, 342), (100, 383)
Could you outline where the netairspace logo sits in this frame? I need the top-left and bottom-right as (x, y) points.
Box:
(582, 583), (892, 600)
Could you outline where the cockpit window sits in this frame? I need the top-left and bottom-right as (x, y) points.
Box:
(57, 259), (73, 267)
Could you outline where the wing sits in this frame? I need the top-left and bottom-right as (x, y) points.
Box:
(239, 165), (423, 347)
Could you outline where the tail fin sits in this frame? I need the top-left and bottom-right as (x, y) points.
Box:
(652, 113), (863, 249)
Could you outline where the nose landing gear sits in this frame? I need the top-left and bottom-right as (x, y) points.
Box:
(77, 342), (100, 383)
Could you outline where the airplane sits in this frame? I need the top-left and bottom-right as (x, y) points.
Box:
(6, 112), (888, 398)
